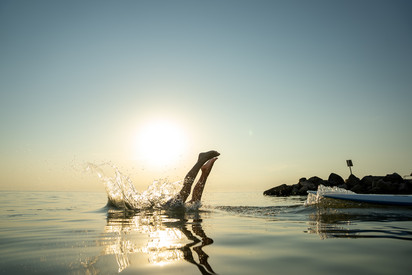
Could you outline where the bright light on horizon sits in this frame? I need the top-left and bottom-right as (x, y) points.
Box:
(134, 119), (188, 168)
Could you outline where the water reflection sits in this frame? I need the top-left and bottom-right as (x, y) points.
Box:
(101, 208), (216, 274)
(305, 202), (412, 240)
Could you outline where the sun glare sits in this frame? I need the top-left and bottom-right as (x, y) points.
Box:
(135, 119), (187, 167)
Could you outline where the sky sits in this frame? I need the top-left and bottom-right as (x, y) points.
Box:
(1, 0), (411, 193)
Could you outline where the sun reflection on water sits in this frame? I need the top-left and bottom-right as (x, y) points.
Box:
(100, 209), (216, 274)
(145, 228), (185, 265)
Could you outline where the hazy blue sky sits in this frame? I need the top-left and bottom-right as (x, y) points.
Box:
(1, 0), (411, 192)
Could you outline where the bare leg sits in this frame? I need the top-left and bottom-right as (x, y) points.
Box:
(174, 151), (219, 203)
(188, 157), (218, 204)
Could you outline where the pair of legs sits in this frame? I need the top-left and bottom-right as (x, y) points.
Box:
(172, 150), (220, 205)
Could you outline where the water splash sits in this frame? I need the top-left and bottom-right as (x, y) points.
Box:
(305, 185), (355, 206)
(86, 163), (182, 210)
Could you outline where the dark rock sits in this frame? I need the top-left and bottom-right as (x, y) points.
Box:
(263, 184), (293, 196)
(298, 185), (309, 194)
(305, 176), (330, 187)
(353, 175), (383, 193)
(297, 180), (316, 194)
(372, 179), (386, 189)
(307, 176), (324, 185)
(346, 174), (360, 189)
(399, 180), (412, 193)
(359, 176), (378, 191)
(370, 179), (390, 194)
(291, 183), (301, 195)
(386, 182), (400, 193)
(328, 173), (345, 187)
(264, 173), (412, 197)
(300, 180), (316, 191)
(383, 173), (404, 184)
(350, 184), (365, 194)
(291, 187), (299, 195)
(360, 175), (376, 185)
(353, 174), (407, 194)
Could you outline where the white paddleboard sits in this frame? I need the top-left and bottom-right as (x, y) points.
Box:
(308, 191), (412, 206)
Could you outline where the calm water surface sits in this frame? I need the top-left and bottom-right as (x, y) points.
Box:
(1, 191), (412, 274)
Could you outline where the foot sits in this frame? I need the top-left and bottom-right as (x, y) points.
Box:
(198, 150), (220, 164)
(201, 157), (218, 173)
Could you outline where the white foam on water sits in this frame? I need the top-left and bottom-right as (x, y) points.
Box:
(305, 185), (355, 206)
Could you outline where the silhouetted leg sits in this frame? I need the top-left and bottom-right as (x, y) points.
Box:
(188, 157), (218, 204)
(174, 151), (219, 203)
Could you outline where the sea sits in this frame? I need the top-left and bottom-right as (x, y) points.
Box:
(1, 172), (412, 274)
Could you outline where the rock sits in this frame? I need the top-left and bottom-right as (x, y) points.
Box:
(297, 181), (313, 194)
(346, 174), (360, 189)
(357, 175), (378, 192)
(263, 172), (412, 197)
(328, 173), (345, 186)
(350, 184), (365, 194)
(298, 185), (309, 194)
(350, 174), (408, 194)
(263, 184), (293, 196)
(291, 185), (300, 195)
(383, 173), (404, 184)
(399, 180), (412, 193)
(370, 179), (389, 194)
(300, 180), (316, 191)
(385, 181), (400, 193)
(307, 176), (324, 185)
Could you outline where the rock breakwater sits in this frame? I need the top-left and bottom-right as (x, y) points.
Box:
(264, 173), (412, 196)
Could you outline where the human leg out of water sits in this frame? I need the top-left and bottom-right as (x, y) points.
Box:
(188, 157), (218, 204)
(172, 150), (220, 204)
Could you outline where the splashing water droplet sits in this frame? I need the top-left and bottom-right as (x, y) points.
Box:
(86, 163), (182, 210)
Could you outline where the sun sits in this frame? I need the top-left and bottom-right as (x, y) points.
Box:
(135, 119), (188, 167)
